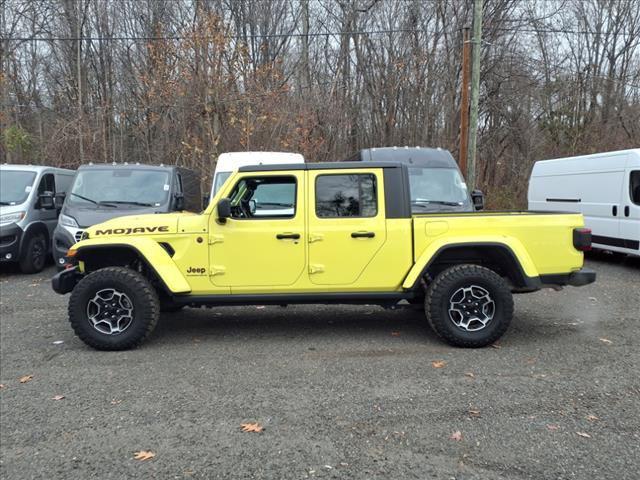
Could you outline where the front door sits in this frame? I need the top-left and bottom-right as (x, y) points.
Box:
(307, 169), (386, 285)
(209, 172), (306, 290)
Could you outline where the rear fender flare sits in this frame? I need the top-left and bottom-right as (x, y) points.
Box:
(73, 237), (191, 294)
(402, 237), (539, 289)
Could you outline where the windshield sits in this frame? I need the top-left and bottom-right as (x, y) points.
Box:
(213, 172), (232, 195)
(408, 167), (471, 211)
(68, 169), (170, 208)
(0, 170), (37, 205)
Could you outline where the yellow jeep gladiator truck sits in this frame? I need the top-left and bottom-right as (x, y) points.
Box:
(52, 161), (595, 350)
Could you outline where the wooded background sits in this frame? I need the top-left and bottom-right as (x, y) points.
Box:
(2, 0), (639, 207)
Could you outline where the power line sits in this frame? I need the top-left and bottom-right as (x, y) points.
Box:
(5, 26), (637, 43)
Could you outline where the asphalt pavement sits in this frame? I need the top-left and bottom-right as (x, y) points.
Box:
(1, 254), (639, 479)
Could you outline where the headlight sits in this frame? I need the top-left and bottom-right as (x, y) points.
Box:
(0, 211), (26, 226)
(59, 214), (79, 228)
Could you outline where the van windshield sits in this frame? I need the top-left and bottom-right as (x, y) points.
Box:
(408, 167), (471, 211)
(213, 172), (232, 195)
(68, 169), (170, 208)
(0, 170), (37, 205)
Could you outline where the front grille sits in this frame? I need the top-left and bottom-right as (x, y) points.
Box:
(74, 230), (84, 242)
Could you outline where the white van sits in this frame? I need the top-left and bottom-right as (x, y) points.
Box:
(210, 152), (304, 198)
(528, 149), (640, 256)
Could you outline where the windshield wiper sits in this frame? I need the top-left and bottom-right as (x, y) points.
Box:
(412, 199), (463, 207)
(71, 192), (118, 208)
(0, 201), (12, 206)
(103, 200), (154, 207)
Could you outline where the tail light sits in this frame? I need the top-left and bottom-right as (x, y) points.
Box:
(573, 228), (592, 251)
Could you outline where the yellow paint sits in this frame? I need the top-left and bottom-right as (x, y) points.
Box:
(73, 168), (586, 296)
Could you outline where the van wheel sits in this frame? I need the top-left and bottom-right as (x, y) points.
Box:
(19, 233), (47, 273)
(68, 267), (159, 350)
(425, 264), (513, 348)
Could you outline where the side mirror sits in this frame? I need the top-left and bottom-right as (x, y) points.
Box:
(39, 191), (55, 210)
(249, 199), (257, 215)
(174, 192), (185, 211)
(471, 190), (485, 211)
(217, 198), (231, 222)
(54, 192), (66, 209)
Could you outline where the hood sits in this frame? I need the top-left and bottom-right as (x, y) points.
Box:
(86, 212), (185, 238)
(0, 204), (27, 216)
(65, 206), (166, 228)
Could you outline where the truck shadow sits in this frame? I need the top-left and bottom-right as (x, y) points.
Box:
(586, 250), (640, 269)
(152, 305), (440, 346)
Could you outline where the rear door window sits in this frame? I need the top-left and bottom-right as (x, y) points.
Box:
(315, 174), (377, 218)
(37, 173), (55, 194)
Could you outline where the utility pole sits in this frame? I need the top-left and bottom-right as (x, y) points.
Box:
(467, 0), (483, 189)
(77, 0), (85, 164)
(459, 27), (471, 176)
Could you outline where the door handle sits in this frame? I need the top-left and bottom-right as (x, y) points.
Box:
(612, 205), (618, 216)
(351, 231), (375, 238)
(276, 233), (300, 240)
(624, 206), (630, 217)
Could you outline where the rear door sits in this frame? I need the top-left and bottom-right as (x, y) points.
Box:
(307, 168), (386, 285)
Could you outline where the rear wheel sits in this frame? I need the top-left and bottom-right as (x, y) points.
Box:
(19, 233), (47, 273)
(68, 267), (159, 350)
(425, 264), (513, 348)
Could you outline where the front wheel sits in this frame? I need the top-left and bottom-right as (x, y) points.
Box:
(19, 233), (47, 273)
(425, 264), (513, 348)
(68, 267), (160, 350)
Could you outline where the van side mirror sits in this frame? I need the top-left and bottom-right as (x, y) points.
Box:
(174, 192), (185, 211)
(54, 192), (66, 209)
(217, 198), (231, 222)
(39, 191), (55, 210)
(471, 190), (484, 211)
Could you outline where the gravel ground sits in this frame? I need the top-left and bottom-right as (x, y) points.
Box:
(1, 254), (639, 479)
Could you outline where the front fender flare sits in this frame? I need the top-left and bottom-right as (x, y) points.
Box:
(72, 237), (191, 294)
(402, 236), (539, 289)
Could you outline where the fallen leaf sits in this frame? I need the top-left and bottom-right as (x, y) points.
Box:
(546, 424), (560, 431)
(391, 331), (401, 337)
(586, 414), (599, 422)
(464, 372), (475, 378)
(431, 360), (446, 368)
(240, 422), (264, 433)
(0, 384), (5, 389)
(576, 431), (591, 438)
(450, 431), (463, 441)
(588, 297), (597, 302)
(468, 409), (481, 417)
(133, 451), (155, 461)
(491, 344), (501, 349)
(52, 395), (65, 401)
(19, 374), (33, 383)
(599, 338), (612, 344)
(110, 399), (122, 405)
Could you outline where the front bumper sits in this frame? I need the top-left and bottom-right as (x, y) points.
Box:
(52, 226), (78, 267)
(539, 268), (597, 288)
(51, 266), (83, 294)
(0, 223), (24, 262)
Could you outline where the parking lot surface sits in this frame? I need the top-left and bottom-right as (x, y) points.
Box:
(1, 255), (639, 479)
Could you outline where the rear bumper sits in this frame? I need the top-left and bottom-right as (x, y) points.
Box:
(51, 266), (83, 294)
(539, 268), (596, 288)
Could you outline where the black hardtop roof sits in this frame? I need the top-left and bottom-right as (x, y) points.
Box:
(77, 163), (191, 172)
(354, 147), (458, 168)
(238, 161), (404, 172)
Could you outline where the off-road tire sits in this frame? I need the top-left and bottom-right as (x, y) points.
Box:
(69, 267), (160, 350)
(425, 264), (513, 348)
(19, 233), (47, 274)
